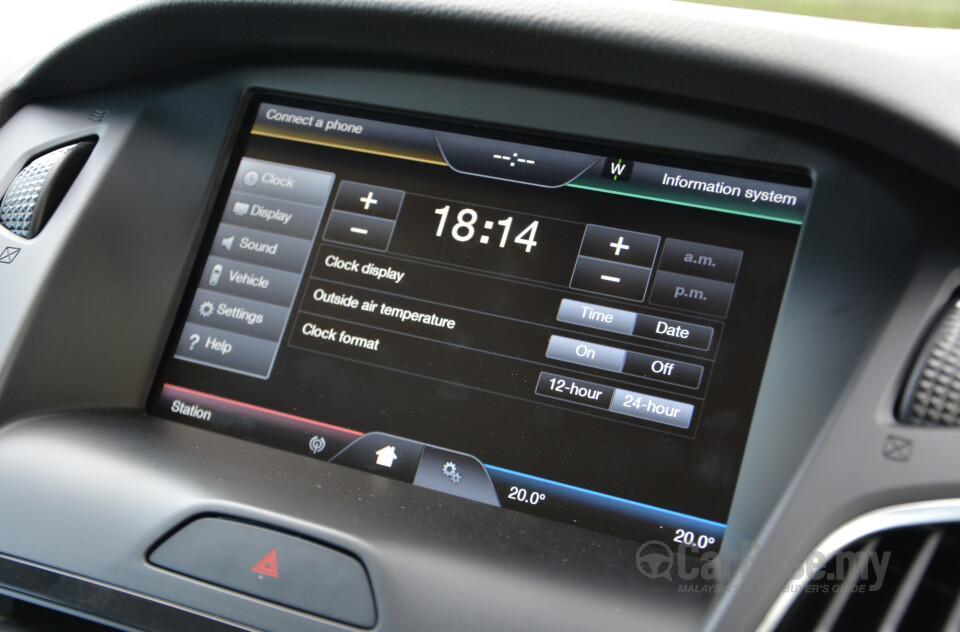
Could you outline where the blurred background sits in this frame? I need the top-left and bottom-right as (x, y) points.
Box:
(2, 0), (138, 84)
(2, 0), (958, 88)
(690, 0), (960, 27)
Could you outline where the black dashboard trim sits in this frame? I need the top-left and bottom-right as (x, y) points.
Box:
(0, 554), (249, 632)
(0, 36), (959, 630)
(7, 0), (960, 192)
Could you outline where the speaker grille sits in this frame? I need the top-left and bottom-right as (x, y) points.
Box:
(899, 298), (960, 426)
(0, 140), (94, 238)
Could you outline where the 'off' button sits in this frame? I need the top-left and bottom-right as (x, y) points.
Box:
(624, 352), (704, 389)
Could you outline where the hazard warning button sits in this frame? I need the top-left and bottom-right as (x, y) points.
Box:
(149, 518), (375, 627)
(251, 549), (279, 578)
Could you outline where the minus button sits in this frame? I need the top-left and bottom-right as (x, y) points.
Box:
(570, 255), (652, 302)
(323, 209), (396, 251)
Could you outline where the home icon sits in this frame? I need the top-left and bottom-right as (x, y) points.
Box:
(375, 445), (398, 468)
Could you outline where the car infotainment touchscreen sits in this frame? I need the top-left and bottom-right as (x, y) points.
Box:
(149, 95), (809, 552)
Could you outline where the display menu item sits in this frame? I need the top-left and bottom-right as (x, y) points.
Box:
(150, 97), (809, 553)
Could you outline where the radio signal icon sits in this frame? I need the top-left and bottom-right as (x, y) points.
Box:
(308, 435), (327, 455)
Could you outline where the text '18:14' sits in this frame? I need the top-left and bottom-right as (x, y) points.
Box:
(434, 205), (539, 253)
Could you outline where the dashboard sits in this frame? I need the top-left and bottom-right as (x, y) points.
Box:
(1, 1), (960, 631)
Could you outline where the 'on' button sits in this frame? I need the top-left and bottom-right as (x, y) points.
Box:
(545, 335), (626, 373)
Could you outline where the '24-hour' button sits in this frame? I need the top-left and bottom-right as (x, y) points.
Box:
(609, 389), (695, 429)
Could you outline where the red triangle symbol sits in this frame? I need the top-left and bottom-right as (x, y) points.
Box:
(251, 549), (279, 578)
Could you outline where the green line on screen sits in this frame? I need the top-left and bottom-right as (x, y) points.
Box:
(567, 182), (804, 225)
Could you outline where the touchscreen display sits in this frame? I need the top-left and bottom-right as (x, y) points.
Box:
(150, 96), (809, 552)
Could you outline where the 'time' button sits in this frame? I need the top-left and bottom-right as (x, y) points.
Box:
(556, 298), (637, 335)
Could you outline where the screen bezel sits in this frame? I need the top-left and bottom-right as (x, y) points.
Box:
(147, 89), (812, 547)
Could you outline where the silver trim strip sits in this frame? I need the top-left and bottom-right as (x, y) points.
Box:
(878, 529), (942, 631)
(813, 536), (879, 631)
(756, 499), (960, 632)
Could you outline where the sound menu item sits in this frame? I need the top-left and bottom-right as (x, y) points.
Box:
(150, 97), (809, 551)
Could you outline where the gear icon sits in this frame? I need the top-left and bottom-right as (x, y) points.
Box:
(441, 461), (458, 478)
(198, 301), (215, 318)
(450, 472), (461, 484)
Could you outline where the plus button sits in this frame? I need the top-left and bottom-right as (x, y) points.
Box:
(359, 192), (378, 210)
(609, 236), (630, 256)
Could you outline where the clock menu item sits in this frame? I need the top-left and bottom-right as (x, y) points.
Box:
(150, 98), (808, 551)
